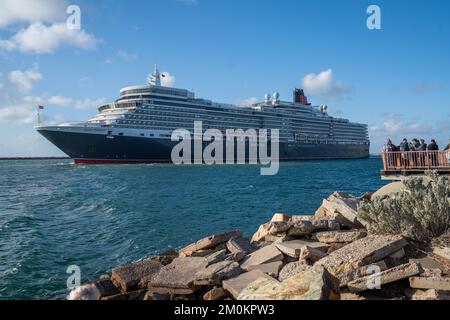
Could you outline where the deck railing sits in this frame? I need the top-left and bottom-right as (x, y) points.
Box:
(381, 150), (450, 171)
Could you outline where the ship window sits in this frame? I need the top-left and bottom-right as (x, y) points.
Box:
(119, 132), (123, 136)
(140, 133), (144, 136)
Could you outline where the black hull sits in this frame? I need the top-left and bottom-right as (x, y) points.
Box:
(38, 129), (370, 164)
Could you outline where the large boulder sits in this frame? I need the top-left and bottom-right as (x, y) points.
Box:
(150, 257), (207, 289)
(315, 235), (408, 281)
(180, 231), (241, 257)
(347, 262), (422, 293)
(371, 182), (406, 199)
(314, 230), (367, 243)
(193, 260), (242, 286)
(222, 270), (274, 299)
(278, 261), (311, 281)
(240, 244), (283, 271)
(237, 264), (340, 300)
(111, 259), (163, 292)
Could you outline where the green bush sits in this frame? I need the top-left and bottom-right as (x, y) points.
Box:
(358, 172), (450, 242)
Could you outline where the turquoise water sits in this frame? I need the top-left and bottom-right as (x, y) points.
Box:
(0, 158), (387, 299)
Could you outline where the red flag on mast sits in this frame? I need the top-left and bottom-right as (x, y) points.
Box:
(38, 105), (44, 110)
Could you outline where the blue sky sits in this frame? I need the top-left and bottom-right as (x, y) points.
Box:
(0, 0), (449, 156)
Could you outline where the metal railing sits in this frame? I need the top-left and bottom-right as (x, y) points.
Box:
(381, 150), (450, 170)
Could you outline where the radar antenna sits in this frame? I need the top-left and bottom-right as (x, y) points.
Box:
(148, 64), (161, 86)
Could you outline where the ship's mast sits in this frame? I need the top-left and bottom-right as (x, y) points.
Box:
(148, 64), (161, 86)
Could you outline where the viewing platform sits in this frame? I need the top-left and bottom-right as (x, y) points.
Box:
(381, 150), (450, 180)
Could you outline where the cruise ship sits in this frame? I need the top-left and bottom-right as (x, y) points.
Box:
(36, 66), (369, 164)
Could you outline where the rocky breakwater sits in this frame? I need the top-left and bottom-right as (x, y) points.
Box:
(69, 190), (450, 300)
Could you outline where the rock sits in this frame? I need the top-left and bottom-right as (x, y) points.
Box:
(388, 248), (405, 259)
(180, 231), (241, 256)
(205, 249), (228, 265)
(409, 276), (450, 290)
(93, 278), (120, 298)
(236, 277), (282, 300)
(150, 254), (177, 266)
(101, 289), (147, 300)
(238, 264), (340, 300)
(251, 222), (290, 243)
(264, 233), (292, 243)
(267, 221), (291, 234)
(339, 261), (388, 287)
(226, 237), (255, 254)
(271, 213), (291, 223)
(111, 259), (163, 292)
(347, 262), (422, 293)
(432, 246), (450, 263)
(143, 291), (170, 300)
(286, 221), (314, 237)
(251, 223), (271, 242)
(340, 291), (366, 300)
(291, 216), (340, 231)
(203, 287), (229, 300)
(278, 261), (311, 281)
(326, 243), (348, 253)
(248, 261), (283, 278)
(314, 230), (367, 243)
(290, 215), (314, 223)
(410, 257), (446, 271)
(371, 182), (406, 199)
(299, 246), (329, 263)
(240, 244), (283, 271)
(421, 268), (443, 277)
(275, 239), (329, 258)
(194, 261), (242, 286)
(222, 270), (274, 299)
(312, 219), (340, 231)
(315, 235), (408, 281)
(404, 288), (450, 300)
(225, 251), (246, 262)
(147, 286), (194, 296)
(321, 192), (364, 227)
(150, 256), (207, 289)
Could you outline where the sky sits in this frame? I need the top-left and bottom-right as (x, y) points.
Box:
(0, 0), (449, 156)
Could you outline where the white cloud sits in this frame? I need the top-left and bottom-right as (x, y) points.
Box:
(0, 94), (107, 125)
(8, 66), (43, 93)
(0, 0), (65, 27)
(302, 69), (350, 98)
(161, 71), (176, 87)
(0, 22), (99, 54)
(48, 95), (107, 109)
(72, 98), (107, 109)
(236, 97), (258, 107)
(0, 103), (37, 124)
(118, 50), (137, 62)
(369, 114), (432, 139)
(47, 95), (72, 106)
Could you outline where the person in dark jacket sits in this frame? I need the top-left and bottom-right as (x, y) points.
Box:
(427, 139), (439, 151)
(417, 139), (427, 151)
(399, 138), (410, 151)
(427, 139), (439, 166)
(409, 138), (419, 151)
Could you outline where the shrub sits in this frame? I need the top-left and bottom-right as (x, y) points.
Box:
(357, 171), (450, 242)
